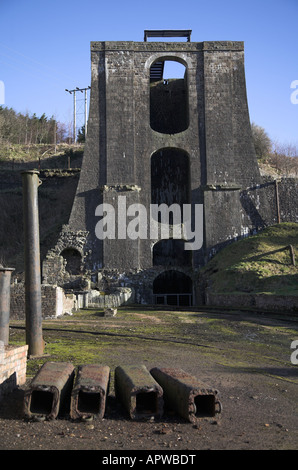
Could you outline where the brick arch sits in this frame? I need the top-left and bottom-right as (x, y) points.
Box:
(146, 54), (188, 72)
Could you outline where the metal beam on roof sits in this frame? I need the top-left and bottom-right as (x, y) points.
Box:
(144, 30), (192, 42)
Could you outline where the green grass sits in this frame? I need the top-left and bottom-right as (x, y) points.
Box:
(0, 143), (83, 162)
(201, 222), (298, 295)
(9, 304), (298, 385)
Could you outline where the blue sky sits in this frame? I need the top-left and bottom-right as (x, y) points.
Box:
(0, 0), (297, 145)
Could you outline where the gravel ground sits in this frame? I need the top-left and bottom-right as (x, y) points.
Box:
(0, 308), (297, 455)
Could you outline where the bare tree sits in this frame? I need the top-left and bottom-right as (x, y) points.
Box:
(270, 141), (298, 176)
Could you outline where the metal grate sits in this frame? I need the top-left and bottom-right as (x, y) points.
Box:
(153, 293), (192, 306)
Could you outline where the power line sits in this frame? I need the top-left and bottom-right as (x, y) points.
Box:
(0, 41), (75, 82)
(65, 86), (91, 143)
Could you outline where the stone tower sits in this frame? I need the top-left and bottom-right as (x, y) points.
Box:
(43, 31), (267, 306)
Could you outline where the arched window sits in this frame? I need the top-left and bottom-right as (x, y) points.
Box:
(150, 58), (189, 134)
(61, 248), (81, 275)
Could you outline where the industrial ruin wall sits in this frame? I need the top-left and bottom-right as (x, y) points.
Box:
(41, 38), (297, 307)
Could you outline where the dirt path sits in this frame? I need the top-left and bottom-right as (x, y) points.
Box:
(0, 308), (297, 452)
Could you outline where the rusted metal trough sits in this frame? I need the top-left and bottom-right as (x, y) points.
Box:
(115, 365), (163, 420)
(150, 367), (221, 422)
(70, 364), (110, 420)
(24, 362), (75, 420)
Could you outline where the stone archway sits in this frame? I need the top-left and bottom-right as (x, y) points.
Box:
(153, 270), (193, 306)
(150, 57), (189, 134)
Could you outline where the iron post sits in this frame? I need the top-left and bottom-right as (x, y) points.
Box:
(22, 170), (44, 356)
(0, 267), (14, 345)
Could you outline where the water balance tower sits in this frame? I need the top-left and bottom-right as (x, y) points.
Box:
(43, 30), (267, 306)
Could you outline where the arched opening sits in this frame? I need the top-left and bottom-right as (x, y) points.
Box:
(150, 58), (189, 134)
(153, 270), (192, 306)
(151, 148), (190, 224)
(153, 239), (191, 266)
(61, 248), (82, 275)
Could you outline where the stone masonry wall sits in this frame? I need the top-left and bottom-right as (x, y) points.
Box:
(67, 40), (257, 273)
(10, 283), (75, 319)
(205, 291), (298, 313)
(261, 176), (298, 224)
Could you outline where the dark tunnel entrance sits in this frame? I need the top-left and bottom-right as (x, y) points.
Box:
(153, 270), (193, 306)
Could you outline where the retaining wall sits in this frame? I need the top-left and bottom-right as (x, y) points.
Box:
(205, 291), (298, 313)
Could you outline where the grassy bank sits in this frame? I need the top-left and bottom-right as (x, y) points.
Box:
(201, 223), (298, 296)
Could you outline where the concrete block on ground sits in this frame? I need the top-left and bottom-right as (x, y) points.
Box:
(23, 361), (75, 420)
(70, 364), (110, 420)
(150, 367), (221, 422)
(103, 307), (117, 317)
(115, 364), (163, 420)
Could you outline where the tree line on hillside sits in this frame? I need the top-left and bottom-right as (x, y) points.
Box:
(251, 122), (298, 177)
(0, 106), (72, 145)
(0, 106), (297, 176)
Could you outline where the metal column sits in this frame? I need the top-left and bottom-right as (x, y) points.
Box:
(22, 170), (44, 357)
(0, 267), (14, 345)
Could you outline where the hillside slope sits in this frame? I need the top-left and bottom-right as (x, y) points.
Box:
(200, 223), (298, 296)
